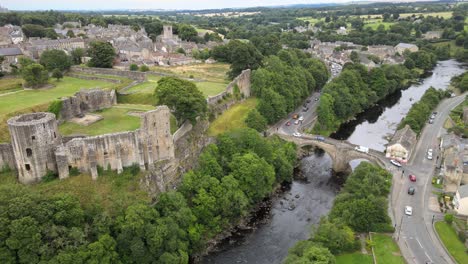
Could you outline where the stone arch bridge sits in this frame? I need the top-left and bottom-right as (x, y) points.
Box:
(277, 134), (388, 173)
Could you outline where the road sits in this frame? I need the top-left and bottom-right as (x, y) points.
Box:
(269, 92), (321, 135)
(391, 94), (466, 264)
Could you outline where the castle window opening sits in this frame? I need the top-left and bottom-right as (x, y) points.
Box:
(54, 132), (56, 138)
(25, 164), (30, 171)
(43, 124), (45, 129)
(32, 136), (35, 140)
(104, 151), (108, 155)
(26, 148), (32, 157)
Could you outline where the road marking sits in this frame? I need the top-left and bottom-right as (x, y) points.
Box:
(424, 251), (433, 262)
(416, 238), (423, 248)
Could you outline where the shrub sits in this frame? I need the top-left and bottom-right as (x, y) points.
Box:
(42, 170), (58, 182)
(69, 167), (80, 177)
(47, 100), (63, 118)
(129, 64), (138, 71)
(139, 65), (149, 72)
(444, 214), (454, 224)
(128, 164), (140, 176)
(458, 230), (466, 243)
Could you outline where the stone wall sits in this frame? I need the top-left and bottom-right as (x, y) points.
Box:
(56, 106), (174, 179)
(207, 69), (251, 106)
(67, 73), (122, 83)
(59, 89), (117, 121)
(70, 66), (147, 81)
(0, 143), (15, 171)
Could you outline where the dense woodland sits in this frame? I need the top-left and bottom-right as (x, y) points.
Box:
(0, 129), (296, 263)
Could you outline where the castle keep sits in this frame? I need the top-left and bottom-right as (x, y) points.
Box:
(2, 106), (174, 184)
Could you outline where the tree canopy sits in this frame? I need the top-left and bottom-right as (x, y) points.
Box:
(39, 49), (72, 72)
(87, 41), (116, 68)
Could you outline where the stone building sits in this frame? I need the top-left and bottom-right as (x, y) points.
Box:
(454, 185), (468, 216)
(423, 31), (442, 40)
(7, 113), (62, 184)
(386, 125), (417, 163)
(0, 46), (23, 72)
(58, 89), (117, 121)
(395, 43), (419, 54)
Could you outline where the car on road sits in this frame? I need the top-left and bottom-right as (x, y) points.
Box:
(293, 132), (302, 137)
(408, 187), (415, 195)
(298, 116), (304, 121)
(285, 121), (291, 126)
(354, 146), (369, 153)
(306, 99), (311, 103)
(294, 120), (300, 125)
(302, 107), (309, 112)
(405, 206), (413, 216)
(390, 159), (402, 167)
(315, 136), (325, 142)
(427, 149), (433, 160)
(429, 118), (434, 124)
(409, 174), (416, 182)
(314, 97), (319, 101)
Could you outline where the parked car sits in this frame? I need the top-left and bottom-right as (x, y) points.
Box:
(429, 118), (434, 124)
(405, 206), (413, 216)
(294, 120), (300, 125)
(292, 114), (299, 119)
(390, 160), (402, 167)
(303, 103), (308, 108)
(293, 132), (302, 137)
(298, 116), (304, 121)
(354, 146), (369, 153)
(408, 187), (415, 195)
(285, 121), (291, 126)
(409, 174), (416, 182)
(302, 107), (309, 112)
(306, 99), (311, 103)
(315, 97), (319, 101)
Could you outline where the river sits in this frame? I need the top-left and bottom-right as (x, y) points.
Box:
(203, 151), (338, 264)
(331, 59), (466, 151)
(202, 59), (465, 264)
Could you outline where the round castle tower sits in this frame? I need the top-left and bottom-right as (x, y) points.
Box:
(7, 112), (61, 184)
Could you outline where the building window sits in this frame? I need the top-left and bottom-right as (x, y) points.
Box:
(25, 164), (31, 171)
(26, 148), (32, 157)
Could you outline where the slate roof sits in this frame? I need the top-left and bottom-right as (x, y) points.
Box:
(0, 47), (22, 56)
(389, 125), (417, 150)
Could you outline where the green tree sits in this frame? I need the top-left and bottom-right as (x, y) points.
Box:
(66, 29), (75, 38)
(71, 48), (85, 65)
(51, 68), (63, 81)
(404, 57), (415, 69)
(87, 41), (115, 68)
(245, 109), (267, 132)
(21, 24), (46, 38)
(177, 24), (198, 42)
(144, 21), (163, 41)
(21, 63), (49, 88)
(311, 218), (358, 254)
(229, 152), (275, 203)
(284, 241), (336, 264)
(40, 49), (72, 71)
(155, 77), (207, 124)
(129, 64), (138, 71)
(350, 51), (360, 64)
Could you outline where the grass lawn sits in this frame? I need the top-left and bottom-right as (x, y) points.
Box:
(0, 77), (22, 94)
(364, 21), (395, 30)
(59, 105), (154, 136)
(196, 81), (227, 97)
(372, 233), (405, 264)
(297, 17), (322, 25)
(435, 221), (468, 263)
(336, 252), (373, 264)
(0, 77), (114, 119)
(208, 98), (257, 136)
(126, 75), (161, 93)
(151, 63), (229, 83)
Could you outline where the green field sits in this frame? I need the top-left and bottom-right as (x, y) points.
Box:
(435, 221), (468, 264)
(364, 20), (395, 30)
(359, 12), (452, 19)
(208, 98), (257, 136)
(59, 105), (155, 136)
(196, 81), (228, 97)
(336, 252), (373, 264)
(0, 77), (114, 119)
(151, 63), (229, 83)
(126, 75), (161, 93)
(372, 233), (405, 264)
(0, 77), (22, 94)
(297, 17), (323, 25)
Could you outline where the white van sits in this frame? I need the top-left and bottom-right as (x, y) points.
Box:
(354, 146), (369, 153)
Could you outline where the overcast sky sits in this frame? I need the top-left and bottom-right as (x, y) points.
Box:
(2, 0), (424, 11)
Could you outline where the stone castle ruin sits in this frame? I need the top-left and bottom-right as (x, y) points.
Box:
(2, 106), (174, 184)
(59, 89), (117, 121)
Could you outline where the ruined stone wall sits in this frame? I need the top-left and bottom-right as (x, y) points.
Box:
(67, 73), (122, 83)
(57, 106), (174, 179)
(0, 143), (15, 170)
(207, 69), (251, 106)
(59, 89), (117, 121)
(7, 113), (61, 184)
(70, 66), (146, 81)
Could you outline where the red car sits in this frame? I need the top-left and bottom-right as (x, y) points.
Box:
(409, 174), (416, 182)
(285, 122), (291, 126)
